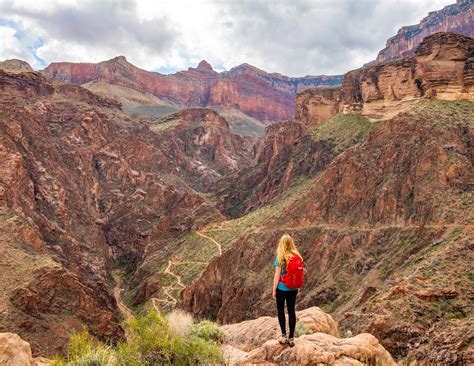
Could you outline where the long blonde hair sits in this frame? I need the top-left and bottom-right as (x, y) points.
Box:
(277, 234), (300, 268)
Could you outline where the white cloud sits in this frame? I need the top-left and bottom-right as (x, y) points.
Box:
(0, 0), (458, 75)
(0, 25), (37, 66)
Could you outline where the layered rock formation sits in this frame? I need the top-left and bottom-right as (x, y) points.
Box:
(150, 108), (253, 190)
(41, 57), (342, 122)
(375, 0), (474, 63)
(297, 32), (474, 124)
(295, 87), (341, 126)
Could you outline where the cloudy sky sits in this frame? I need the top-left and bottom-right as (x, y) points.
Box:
(0, 0), (454, 76)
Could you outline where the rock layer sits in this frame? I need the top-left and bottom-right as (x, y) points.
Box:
(297, 32), (474, 125)
(295, 87), (341, 126)
(375, 0), (474, 63)
(42, 57), (342, 121)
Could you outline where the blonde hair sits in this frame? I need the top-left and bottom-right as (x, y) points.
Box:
(277, 234), (301, 268)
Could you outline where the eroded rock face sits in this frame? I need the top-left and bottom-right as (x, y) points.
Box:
(42, 57), (343, 121)
(0, 69), (223, 355)
(0, 59), (33, 72)
(375, 0), (474, 63)
(182, 100), (474, 363)
(152, 108), (253, 190)
(341, 32), (474, 121)
(295, 87), (341, 126)
(223, 307), (338, 352)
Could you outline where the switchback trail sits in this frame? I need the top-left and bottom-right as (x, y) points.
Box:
(112, 270), (133, 321)
(152, 259), (208, 308)
(197, 230), (222, 255)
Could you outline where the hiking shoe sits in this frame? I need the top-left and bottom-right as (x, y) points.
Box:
(288, 338), (295, 347)
(278, 335), (288, 344)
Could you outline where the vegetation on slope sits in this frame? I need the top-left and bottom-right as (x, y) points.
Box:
(311, 113), (379, 152)
(51, 310), (224, 365)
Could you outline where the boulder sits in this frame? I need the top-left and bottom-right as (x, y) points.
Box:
(241, 332), (396, 366)
(223, 307), (338, 352)
(0, 333), (34, 366)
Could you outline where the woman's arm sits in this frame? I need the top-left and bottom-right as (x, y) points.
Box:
(273, 266), (281, 299)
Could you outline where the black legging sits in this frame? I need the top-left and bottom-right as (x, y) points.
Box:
(276, 288), (298, 338)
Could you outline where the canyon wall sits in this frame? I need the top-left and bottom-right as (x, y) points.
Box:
(297, 32), (474, 124)
(42, 58), (342, 122)
(375, 0), (473, 63)
(0, 69), (239, 355)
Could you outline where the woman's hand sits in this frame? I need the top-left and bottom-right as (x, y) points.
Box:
(272, 288), (277, 299)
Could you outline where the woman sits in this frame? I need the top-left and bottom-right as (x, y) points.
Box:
(272, 234), (301, 347)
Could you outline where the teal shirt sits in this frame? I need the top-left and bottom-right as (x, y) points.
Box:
(274, 256), (297, 291)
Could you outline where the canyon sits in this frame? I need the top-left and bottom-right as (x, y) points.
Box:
(0, 5), (473, 365)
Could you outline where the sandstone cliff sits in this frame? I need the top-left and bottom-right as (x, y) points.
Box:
(41, 57), (342, 122)
(297, 32), (474, 125)
(375, 0), (473, 63)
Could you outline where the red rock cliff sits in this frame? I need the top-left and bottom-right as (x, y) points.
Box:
(42, 58), (343, 121)
(375, 0), (473, 63)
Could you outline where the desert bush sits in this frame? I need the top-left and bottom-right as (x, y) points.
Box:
(49, 331), (115, 366)
(116, 310), (222, 365)
(189, 320), (226, 344)
(167, 309), (195, 336)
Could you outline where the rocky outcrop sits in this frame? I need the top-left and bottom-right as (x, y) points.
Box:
(223, 307), (338, 352)
(42, 57), (343, 121)
(222, 307), (395, 365)
(296, 32), (474, 125)
(341, 32), (474, 121)
(151, 108), (253, 190)
(0, 333), (46, 366)
(0, 59), (33, 72)
(375, 0), (474, 63)
(241, 333), (396, 365)
(295, 87), (341, 126)
(0, 333), (34, 366)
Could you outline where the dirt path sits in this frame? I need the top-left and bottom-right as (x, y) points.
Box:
(197, 231), (222, 256)
(152, 259), (209, 308)
(112, 270), (133, 320)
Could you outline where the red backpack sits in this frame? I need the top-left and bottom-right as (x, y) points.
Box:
(280, 254), (304, 289)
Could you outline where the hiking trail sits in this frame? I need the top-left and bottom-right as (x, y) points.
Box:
(197, 230), (222, 255)
(151, 259), (208, 309)
(112, 270), (133, 320)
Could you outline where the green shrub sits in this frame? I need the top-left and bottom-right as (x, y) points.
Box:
(295, 321), (313, 337)
(189, 320), (226, 344)
(116, 310), (222, 365)
(49, 331), (115, 366)
(51, 311), (223, 365)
